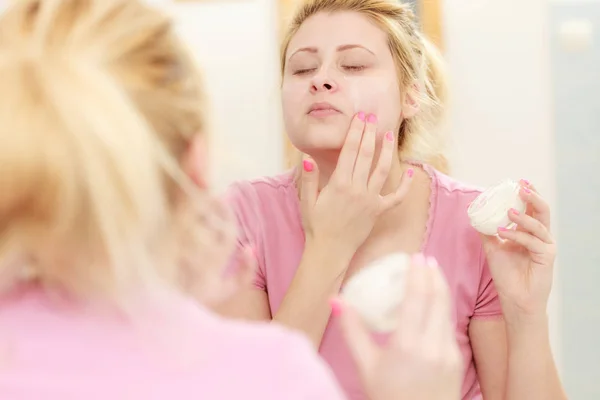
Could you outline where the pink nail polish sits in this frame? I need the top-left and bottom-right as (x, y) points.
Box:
(510, 208), (520, 215)
(523, 187), (531, 194)
(302, 160), (313, 172)
(367, 114), (377, 123)
(498, 226), (509, 232)
(411, 253), (426, 265)
(357, 112), (365, 121)
(520, 179), (530, 186)
(426, 256), (438, 268)
(385, 131), (394, 142)
(407, 168), (414, 178)
(329, 298), (343, 317)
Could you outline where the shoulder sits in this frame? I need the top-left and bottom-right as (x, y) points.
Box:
(223, 170), (297, 208)
(0, 292), (343, 399)
(429, 165), (484, 206)
(425, 165), (486, 260)
(188, 307), (344, 399)
(221, 170), (300, 239)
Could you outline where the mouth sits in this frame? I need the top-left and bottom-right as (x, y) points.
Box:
(308, 102), (342, 118)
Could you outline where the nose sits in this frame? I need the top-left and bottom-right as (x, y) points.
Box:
(310, 70), (339, 94)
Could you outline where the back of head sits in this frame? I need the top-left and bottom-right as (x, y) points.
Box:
(0, 0), (206, 300)
(281, 0), (449, 173)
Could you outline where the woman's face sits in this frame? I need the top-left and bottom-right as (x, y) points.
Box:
(281, 11), (403, 155)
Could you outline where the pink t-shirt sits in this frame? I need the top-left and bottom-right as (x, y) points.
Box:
(0, 285), (345, 400)
(225, 164), (503, 400)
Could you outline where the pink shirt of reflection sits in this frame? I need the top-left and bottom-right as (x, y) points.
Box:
(225, 164), (503, 400)
(0, 285), (344, 399)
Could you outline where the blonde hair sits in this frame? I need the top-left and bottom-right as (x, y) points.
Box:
(281, 0), (449, 173)
(0, 0), (207, 300)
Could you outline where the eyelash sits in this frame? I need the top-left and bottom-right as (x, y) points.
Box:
(293, 65), (366, 75)
(343, 65), (366, 72)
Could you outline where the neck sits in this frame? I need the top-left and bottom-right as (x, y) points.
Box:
(307, 151), (424, 237)
(310, 150), (409, 196)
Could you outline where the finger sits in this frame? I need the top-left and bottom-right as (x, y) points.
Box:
(380, 167), (414, 210)
(421, 257), (454, 353)
(519, 184), (551, 231)
(352, 114), (378, 186)
(334, 297), (379, 379)
(479, 232), (502, 254)
(392, 253), (431, 347)
(497, 227), (547, 254)
(367, 130), (395, 193)
(333, 113), (367, 182)
(507, 208), (553, 244)
(300, 156), (319, 210)
(234, 245), (258, 287)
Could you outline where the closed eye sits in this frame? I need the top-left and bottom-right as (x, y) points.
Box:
(293, 68), (316, 75)
(343, 65), (366, 72)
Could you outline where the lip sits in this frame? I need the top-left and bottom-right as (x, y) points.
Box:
(307, 102), (341, 117)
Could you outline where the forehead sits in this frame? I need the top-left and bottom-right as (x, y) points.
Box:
(287, 11), (389, 55)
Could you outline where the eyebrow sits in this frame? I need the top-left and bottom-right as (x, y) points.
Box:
(288, 44), (375, 60)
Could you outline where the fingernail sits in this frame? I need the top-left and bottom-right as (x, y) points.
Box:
(385, 131), (394, 142)
(520, 179), (530, 186)
(510, 208), (520, 216)
(407, 168), (414, 178)
(523, 187), (531, 194)
(426, 256), (438, 267)
(329, 298), (343, 317)
(367, 114), (377, 123)
(411, 253), (426, 265)
(302, 160), (313, 172)
(498, 226), (509, 232)
(357, 111), (366, 121)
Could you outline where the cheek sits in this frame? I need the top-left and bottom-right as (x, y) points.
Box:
(344, 78), (402, 128)
(281, 81), (305, 120)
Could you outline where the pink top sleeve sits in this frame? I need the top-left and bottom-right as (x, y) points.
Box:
(472, 245), (503, 319)
(223, 181), (267, 290)
(0, 287), (347, 400)
(275, 333), (348, 400)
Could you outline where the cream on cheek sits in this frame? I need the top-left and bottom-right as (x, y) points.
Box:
(343, 75), (401, 131)
(281, 79), (305, 123)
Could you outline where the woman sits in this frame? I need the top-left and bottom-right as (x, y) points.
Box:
(218, 1), (567, 399)
(0, 0), (462, 399)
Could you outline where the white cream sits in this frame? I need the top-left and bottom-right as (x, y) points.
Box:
(341, 252), (410, 333)
(467, 180), (526, 236)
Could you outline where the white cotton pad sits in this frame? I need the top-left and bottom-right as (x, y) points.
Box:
(341, 252), (410, 333)
(467, 179), (526, 236)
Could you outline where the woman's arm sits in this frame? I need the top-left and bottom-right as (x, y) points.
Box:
(471, 316), (566, 400)
(470, 319), (508, 400)
(504, 313), (566, 400)
(217, 240), (353, 349)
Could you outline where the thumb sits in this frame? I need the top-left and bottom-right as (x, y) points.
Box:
(300, 156), (319, 209)
(479, 232), (501, 255)
(236, 245), (258, 290)
(333, 297), (379, 381)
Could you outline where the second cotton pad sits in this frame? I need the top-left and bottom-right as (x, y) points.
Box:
(467, 179), (526, 236)
(341, 252), (410, 333)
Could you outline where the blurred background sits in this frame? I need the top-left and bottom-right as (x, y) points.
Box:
(3, 0), (598, 397)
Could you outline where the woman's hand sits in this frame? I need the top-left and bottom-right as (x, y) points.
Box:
(176, 197), (256, 306)
(300, 112), (413, 258)
(333, 254), (463, 400)
(481, 180), (556, 319)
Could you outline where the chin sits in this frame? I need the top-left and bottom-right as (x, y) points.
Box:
(289, 125), (347, 153)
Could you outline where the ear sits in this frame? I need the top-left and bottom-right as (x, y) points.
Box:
(401, 84), (420, 119)
(181, 134), (209, 189)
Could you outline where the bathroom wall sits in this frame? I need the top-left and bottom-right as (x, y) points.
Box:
(442, 0), (562, 367)
(550, 1), (600, 397)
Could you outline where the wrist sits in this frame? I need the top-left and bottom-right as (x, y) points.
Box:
(503, 310), (549, 337)
(304, 235), (355, 264)
(499, 295), (549, 323)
